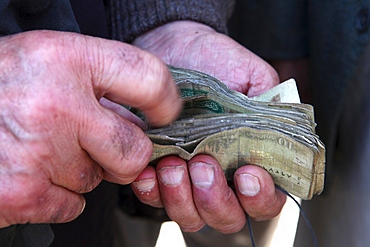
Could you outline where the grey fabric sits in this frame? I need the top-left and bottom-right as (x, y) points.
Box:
(0, 0), (79, 36)
(112, 208), (162, 247)
(307, 2), (370, 188)
(0, 225), (19, 247)
(295, 41), (370, 247)
(69, 0), (108, 38)
(0, 224), (54, 247)
(228, 1), (370, 246)
(228, 0), (308, 60)
(50, 181), (119, 247)
(107, 0), (235, 42)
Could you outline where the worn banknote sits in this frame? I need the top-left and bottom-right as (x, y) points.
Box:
(141, 66), (325, 200)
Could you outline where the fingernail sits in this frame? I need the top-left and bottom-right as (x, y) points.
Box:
(158, 166), (184, 186)
(189, 162), (214, 188)
(133, 178), (156, 193)
(236, 173), (260, 196)
(80, 200), (86, 215)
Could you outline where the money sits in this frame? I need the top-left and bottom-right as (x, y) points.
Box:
(142, 66), (325, 200)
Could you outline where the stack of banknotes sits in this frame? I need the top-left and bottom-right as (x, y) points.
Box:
(142, 66), (325, 200)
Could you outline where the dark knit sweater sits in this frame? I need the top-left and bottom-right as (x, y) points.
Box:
(0, 0), (235, 40)
(107, 0), (234, 42)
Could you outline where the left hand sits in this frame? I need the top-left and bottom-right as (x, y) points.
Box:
(130, 21), (286, 233)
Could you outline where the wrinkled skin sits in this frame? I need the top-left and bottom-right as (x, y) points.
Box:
(0, 30), (181, 228)
(131, 21), (286, 233)
(0, 20), (286, 235)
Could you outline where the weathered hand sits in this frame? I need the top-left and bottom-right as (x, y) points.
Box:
(133, 20), (279, 96)
(0, 30), (181, 228)
(131, 21), (286, 233)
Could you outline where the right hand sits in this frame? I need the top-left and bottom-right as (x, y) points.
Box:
(0, 30), (181, 228)
(130, 21), (285, 234)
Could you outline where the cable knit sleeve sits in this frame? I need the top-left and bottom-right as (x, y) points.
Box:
(106, 0), (235, 42)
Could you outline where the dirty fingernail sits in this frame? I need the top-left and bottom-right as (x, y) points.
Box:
(133, 178), (156, 193)
(236, 173), (260, 196)
(158, 166), (184, 186)
(189, 162), (214, 188)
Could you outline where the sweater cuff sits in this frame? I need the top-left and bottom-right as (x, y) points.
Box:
(107, 0), (235, 42)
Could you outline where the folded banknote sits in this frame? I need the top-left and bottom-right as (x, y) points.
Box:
(142, 66), (325, 200)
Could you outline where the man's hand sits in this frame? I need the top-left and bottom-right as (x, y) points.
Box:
(131, 21), (286, 233)
(133, 21), (279, 97)
(0, 30), (181, 228)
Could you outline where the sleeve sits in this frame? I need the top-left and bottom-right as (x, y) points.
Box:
(0, 0), (79, 37)
(106, 0), (235, 42)
(0, 224), (54, 247)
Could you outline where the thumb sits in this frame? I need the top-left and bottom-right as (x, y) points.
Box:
(55, 31), (182, 183)
(71, 32), (182, 126)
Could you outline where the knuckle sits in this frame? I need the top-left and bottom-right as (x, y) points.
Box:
(25, 96), (62, 129)
(139, 197), (163, 208)
(179, 221), (205, 233)
(110, 124), (152, 178)
(4, 178), (49, 223)
(46, 195), (83, 223)
(249, 199), (285, 221)
(73, 162), (103, 193)
(216, 217), (245, 234)
(205, 210), (245, 234)
(23, 183), (81, 224)
(0, 163), (82, 224)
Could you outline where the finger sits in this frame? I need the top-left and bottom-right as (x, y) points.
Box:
(131, 166), (163, 208)
(35, 186), (86, 224)
(49, 148), (104, 194)
(1, 177), (86, 226)
(3, 134), (103, 195)
(156, 156), (205, 232)
(240, 53), (280, 97)
(69, 33), (181, 126)
(17, 31), (180, 126)
(99, 97), (147, 130)
(234, 165), (286, 221)
(188, 155), (246, 234)
(78, 104), (153, 184)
